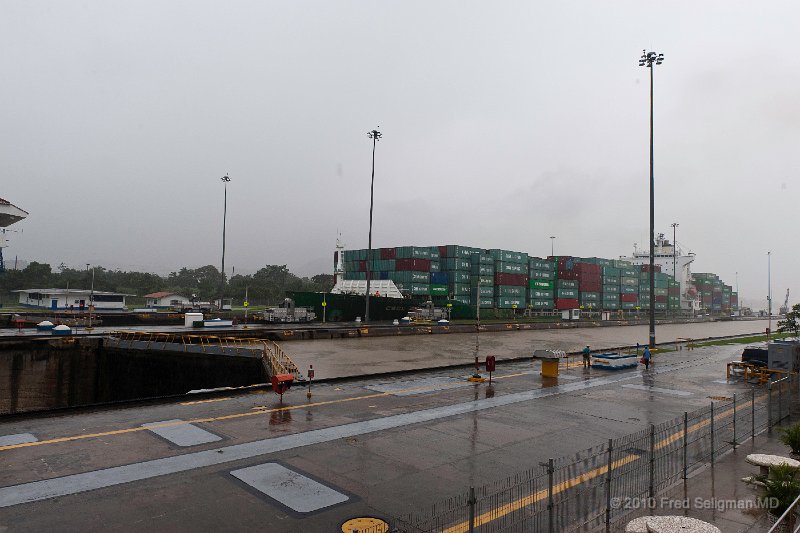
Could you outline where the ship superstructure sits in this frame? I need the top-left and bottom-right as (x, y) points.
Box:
(621, 234), (699, 311)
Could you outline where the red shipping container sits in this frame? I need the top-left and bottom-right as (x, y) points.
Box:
(668, 287), (680, 296)
(621, 294), (639, 303)
(641, 264), (662, 273)
(438, 245), (448, 257)
(655, 295), (667, 303)
(395, 258), (431, 272)
(556, 298), (579, 310)
(379, 248), (396, 260)
(580, 282), (602, 292)
(495, 273), (528, 286)
(557, 271), (579, 281)
(575, 263), (601, 275)
(358, 260), (367, 271)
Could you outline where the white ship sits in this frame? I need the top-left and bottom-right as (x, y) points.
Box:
(621, 234), (700, 311)
(0, 197), (28, 273)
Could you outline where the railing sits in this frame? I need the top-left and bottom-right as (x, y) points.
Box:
(391, 376), (798, 532)
(261, 339), (301, 380)
(768, 491), (800, 533)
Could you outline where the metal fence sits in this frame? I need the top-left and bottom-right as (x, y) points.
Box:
(391, 376), (797, 533)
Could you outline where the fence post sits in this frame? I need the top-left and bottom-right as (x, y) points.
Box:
(649, 424), (655, 499)
(605, 438), (613, 532)
(732, 393), (737, 448)
(548, 458), (555, 533)
(751, 386), (756, 439)
(468, 486), (476, 533)
(710, 401), (715, 466)
(682, 412), (688, 480)
(768, 382), (773, 432)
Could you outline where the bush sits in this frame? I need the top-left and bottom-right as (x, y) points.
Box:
(757, 463), (800, 517)
(780, 423), (800, 455)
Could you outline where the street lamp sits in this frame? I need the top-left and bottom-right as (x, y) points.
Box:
(550, 236), (556, 257)
(364, 129), (381, 324)
(220, 174), (231, 311)
(639, 49), (664, 348)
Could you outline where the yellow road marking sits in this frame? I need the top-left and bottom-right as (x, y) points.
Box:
(442, 455), (640, 533)
(180, 397), (231, 406)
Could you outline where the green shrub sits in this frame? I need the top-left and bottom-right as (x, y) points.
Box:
(757, 463), (800, 516)
(779, 423), (800, 455)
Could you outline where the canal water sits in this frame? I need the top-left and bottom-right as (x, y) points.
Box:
(287, 319), (772, 379)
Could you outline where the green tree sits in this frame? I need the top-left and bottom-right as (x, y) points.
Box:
(778, 303), (800, 337)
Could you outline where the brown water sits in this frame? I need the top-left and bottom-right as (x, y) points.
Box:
(288, 319), (771, 379)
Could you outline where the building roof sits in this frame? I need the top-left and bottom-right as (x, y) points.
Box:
(143, 291), (178, 299)
(0, 198), (29, 228)
(12, 289), (134, 296)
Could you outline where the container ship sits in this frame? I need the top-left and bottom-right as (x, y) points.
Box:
(291, 234), (738, 321)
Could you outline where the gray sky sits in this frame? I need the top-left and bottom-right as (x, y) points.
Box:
(1, 1), (797, 310)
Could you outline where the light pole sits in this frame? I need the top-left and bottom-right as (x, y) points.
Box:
(364, 129), (381, 324)
(639, 49), (664, 348)
(670, 223), (678, 278)
(87, 266), (95, 330)
(220, 174), (231, 312)
(768, 251), (772, 337)
(550, 236), (555, 257)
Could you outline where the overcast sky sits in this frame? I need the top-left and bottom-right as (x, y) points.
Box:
(1, 1), (797, 309)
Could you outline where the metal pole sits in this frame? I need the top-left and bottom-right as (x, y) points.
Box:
(648, 62), (656, 348)
(710, 402), (715, 466)
(468, 486), (476, 533)
(768, 382), (773, 432)
(649, 424), (655, 498)
(548, 458), (555, 533)
(752, 386), (756, 439)
(88, 267), (95, 329)
(220, 175), (230, 311)
(779, 381), (783, 424)
(768, 251), (772, 339)
(605, 438), (613, 532)
(682, 412), (688, 480)
(732, 393), (737, 448)
(365, 131), (379, 324)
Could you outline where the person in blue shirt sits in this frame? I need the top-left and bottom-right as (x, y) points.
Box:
(582, 345), (591, 368)
(642, 346), (651, 369)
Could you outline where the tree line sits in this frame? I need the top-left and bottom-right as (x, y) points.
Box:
(0, 262), (333, 307)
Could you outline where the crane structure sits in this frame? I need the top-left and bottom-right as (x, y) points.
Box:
(0, 198), (29, 273)
(780, 289), (790, 315)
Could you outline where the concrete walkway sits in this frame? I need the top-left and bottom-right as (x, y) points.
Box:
(615, 431), (793, 531)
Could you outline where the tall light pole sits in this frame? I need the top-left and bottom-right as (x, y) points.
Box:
(364, 129), (381, 323)
(670, 222), (679, 278)
(768, 251), (772, 337)
(640, 49), (664, 348)
(550, 236), (556, 257)
(220, 174), (231, 311)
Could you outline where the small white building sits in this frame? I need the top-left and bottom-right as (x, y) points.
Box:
(143, 292), (192, 309)
(14, 289), (132, 310)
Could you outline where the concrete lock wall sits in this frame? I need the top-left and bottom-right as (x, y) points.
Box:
(0, 338), (264, 415)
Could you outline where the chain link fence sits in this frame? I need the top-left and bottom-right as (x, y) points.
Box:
(390, 376), (797, 533)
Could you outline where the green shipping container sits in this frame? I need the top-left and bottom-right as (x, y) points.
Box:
(452, 295), (471, 305)
(603, 285), (620, 294)
(528, 289), (554, 299)
(390, 271), (430, 283)
(621, 302), (637, 310)
(444, 245), (478, 259)
(448, 271), (471, 283)
(530, 279), (555, 290)
(621, 277), (638, 286)
(471, 264), (495, 276)
(494, 261), (526, 274)
(496, 285), (525, 297)
(580, 292), (600, 301)
(472, 286), (494, 297)
(430, 284), (448, 296)
(395, 246), (431, 259)
(343, 249), (368, 261)
(471, 275), (494, 286)
(529, 300), (554, 309)
(395, 283), (430, 295)
(621, 269), (638, 278)
(601, 266), (620, 277)
(471, 254), (494, 265)
(603, 293), (620, 302)
(602, 276), (620, 285)
(557, 288), (578, 298)
(495, 297), (524, 308)
(441, 258), (471, 271)
(490, 250), (528, 264)
(529, 269), (555, 280)
(528, 258), (556, 271)
(429, 261), (440, 272)
(343, 271), (367, 280)
(448, 283), (471, 296)
(471, 296), (494, 308)
(655, 302), (667, 310)
(557, 280), (578, 289)
(620, 286), (638, 295)
(602, 301), (620, 310)
(654, 288), (668, 296)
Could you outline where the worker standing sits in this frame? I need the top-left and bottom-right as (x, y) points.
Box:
(582, 345), (591, 368)
(642, 346), (651, 370)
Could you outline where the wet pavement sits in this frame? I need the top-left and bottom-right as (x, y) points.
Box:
(0, 342), (775, 532)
